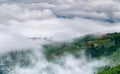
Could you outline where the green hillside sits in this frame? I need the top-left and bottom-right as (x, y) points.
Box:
(43, 32), (120, 74)
(1, 32), (120, 74)
(98, 64), (120, 74)
(44, 32), (120, 60)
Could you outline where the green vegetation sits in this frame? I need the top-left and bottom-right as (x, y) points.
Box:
(43, 32), (120, 74)
(86, 32), (120, 58)
(98, 65), (120, 74)
(44, 32), (120, 60)
(43, 34), (100, 59)
(43, 42), (82, 60)
(1, 32), (120, 74)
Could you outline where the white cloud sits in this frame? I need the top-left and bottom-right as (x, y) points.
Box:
(11, 51), (108, 74)
(0, 25), (38, 54)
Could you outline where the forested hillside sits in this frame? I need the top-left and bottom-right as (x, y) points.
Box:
(43, 32), (120, 74)
(0, 32), (120, 74)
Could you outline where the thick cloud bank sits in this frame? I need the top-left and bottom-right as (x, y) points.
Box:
(0, 0), (120, 54)
(1, 0), (120, 53)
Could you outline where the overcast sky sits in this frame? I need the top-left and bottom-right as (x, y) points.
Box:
(0, 0), (120, 53)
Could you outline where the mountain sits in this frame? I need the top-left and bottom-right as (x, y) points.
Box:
(1, 32), (120, 74)
(43, 32), (120, 74)
(44, 32), (120, 59)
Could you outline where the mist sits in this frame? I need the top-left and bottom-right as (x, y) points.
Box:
(0, 0), (120, 74)
(8, 50), (108, 74)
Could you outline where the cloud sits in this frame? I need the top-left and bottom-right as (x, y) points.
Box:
(0, 3), (55, 24)
(0, 25), (38, 54)
(1, 0), (120, 23)
(11, 51), (108, 74)
(0, 0), (120, 51)
(0, 0), (55, 3)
